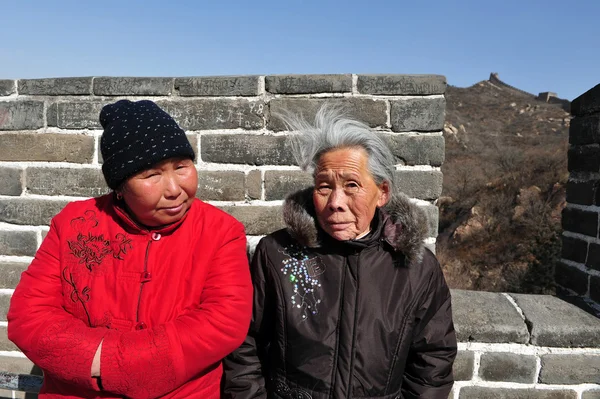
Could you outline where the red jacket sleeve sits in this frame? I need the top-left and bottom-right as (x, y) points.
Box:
(8, 218), (109, 392)
(99, 220), (253, 398)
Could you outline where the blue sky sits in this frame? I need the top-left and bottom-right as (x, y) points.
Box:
(1, 0), (597, 100)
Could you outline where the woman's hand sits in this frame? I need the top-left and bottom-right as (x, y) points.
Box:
(91, 340), (103, 377)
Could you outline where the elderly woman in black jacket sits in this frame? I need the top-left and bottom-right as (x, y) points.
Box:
(223, 106), (457, 399)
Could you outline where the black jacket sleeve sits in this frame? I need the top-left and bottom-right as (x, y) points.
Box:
(222, 239), (274, 399)
(401, 250), (457, 399)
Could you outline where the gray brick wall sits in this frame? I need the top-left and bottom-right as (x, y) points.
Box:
(560, 82), (600, 310)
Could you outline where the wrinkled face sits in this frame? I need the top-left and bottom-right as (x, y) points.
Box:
(313, 147), (390, 241)
(120, 157), (198, 227)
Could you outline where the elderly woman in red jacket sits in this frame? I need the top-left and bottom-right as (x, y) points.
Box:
(8, 100), (253, 399)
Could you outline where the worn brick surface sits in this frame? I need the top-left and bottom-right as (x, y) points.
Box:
(357, 74), (446, 95)
(555, 261), (589, 295)
(453, 351), (474, 381)
(0, 133), (94, 163)
(175, 76), (259, 96)
(570, 115), (600, 145)
(421, 203), (439, 237)
(0, 295), (11, 321)
(566, 179), (599, 205)
(157, 99), (264, 130)
(47, 101), (104, 129)
(382, 133), (445, 166)
(479, 352), (537, 383)
(93, 77), (173, 96)
(197, 171), (245, 201)
(202, 135), (293, 165)
(264, 171), (313, 200)
(572, 83), (600, 116)
(390, 98), (445, 132)
(0, 231), (38, 257)
(246, 170), (262, 200)
(0, 262), (28, 289)
(0, 80), (15, 96)
(0, 198), (68, 226)
(591, 275), (600, 303)
(459, 387), (576, 399)
(588, 243), (600, 271)
(0, 167), (22, 196)
(268, 98), (387, 131)
(0, 356), (35, 375)
(562, 207), (598, 237)
(26, 167), (109, 197)
(18, 77), (91, 95)
(582, 390), (600, 399)
(561, 235), (588, 264)
(0, 388), (26, 399)
(540, 354), (600, 384)
(568, 145), (600, 173)
(451, 290), (529, 343)
(266, 74), (352, 94)
(219, 205), (284, 235)
(393, 170), (443, 200)
(0, 101), (44, 130)
(511, 293), (600, 347)
(0, 326), (18, 351)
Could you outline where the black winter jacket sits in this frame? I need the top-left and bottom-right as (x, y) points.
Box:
(223, 188), (457, 399)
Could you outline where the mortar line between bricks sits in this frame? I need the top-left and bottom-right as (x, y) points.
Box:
(0, 351), (27, 358)
(0, 289), (14, 295)
(0, 256), (34, 263)
(561, 258), (600, 277)
(351, 74), (358, 95)
(502, 293), (532, 344)
(458, 342), (600, 355)
(471, 352), (482, 381)
(534, 355), (542, 384)
(452, 380), (600, 394)
(567, 203), (600, 212)
(563, 230), (600, 245)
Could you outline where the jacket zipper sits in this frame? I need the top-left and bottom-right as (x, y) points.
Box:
(136, 239), (152, 322)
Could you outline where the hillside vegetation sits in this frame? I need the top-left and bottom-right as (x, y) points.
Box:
(438, 78), (570, 293)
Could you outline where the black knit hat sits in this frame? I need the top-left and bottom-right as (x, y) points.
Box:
(100, 100), (195, 190)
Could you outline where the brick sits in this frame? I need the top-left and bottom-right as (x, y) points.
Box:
(0, 198), (68, 226)
(246, 170), (262, 200)
(0, 80), (15, 96)
(0, 133), (94, 163)
(555, 261), (589, 295)
(0, 356), (35, 375)
(511, 293), (600, 347)
(452, 351), (474, 381)
(421, 203), (439, 237)
(0, 389), (26, 398)
(566, 179), (600, 205)
(394, 170), (443, 200)
(93, 77), (173, 96)
(18, 77), (91, 95)
(572, 83), (600, 116)
(357, 74), (446, 95)
(0, 231), (38, 257)
(0, 327), (19, 351)
(0, 295), (10, 321)
(157, 99), (264, 130)
(587, 243), (600, 271)
(540, 354), (600, 384)
(390, 97), (445, 132)
(459, 387), (576, 399)
(175, 76), (259, 96)
(570, 115), (600, 145)
(265, 74), (351, 94)
(381, 133), (445, 166)
(196, 171), (245, 201)
(219, 205), (284, 235)
(264, 171), (313, 200)
(451, 290), (529, 343)
(568, 145), (600, 173)
(591, 275), (600, 303)
(0, 101), (44, 130)
(268, 98), (387, 131)
(47, 100), (104, 129)
(0, 262), (28, 289)
(562, 207), (598, 237)
(582, 390), (600, 399)
(0, 167), (23, 196)
(26, 167), (109, 197)
(561, 235), (588, 263)
(479, 352), (537, 383)
(202, 135), (293, 165)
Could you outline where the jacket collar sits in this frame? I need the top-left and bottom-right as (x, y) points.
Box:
(282, 187), (429, 266)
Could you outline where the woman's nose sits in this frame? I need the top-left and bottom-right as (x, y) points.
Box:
(164, 174), (182, 198)
(328, 189), (346, 211)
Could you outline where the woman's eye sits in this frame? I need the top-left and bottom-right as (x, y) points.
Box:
(316, 185), (331, 194)
(346, 182), (359, 190)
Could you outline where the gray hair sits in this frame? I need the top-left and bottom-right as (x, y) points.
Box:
(279, 105), (395, 190)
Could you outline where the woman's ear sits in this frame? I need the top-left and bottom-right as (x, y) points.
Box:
(377, 181), (391, 207)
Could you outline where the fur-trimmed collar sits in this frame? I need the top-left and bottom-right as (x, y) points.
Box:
(282, 188), (429, 266)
